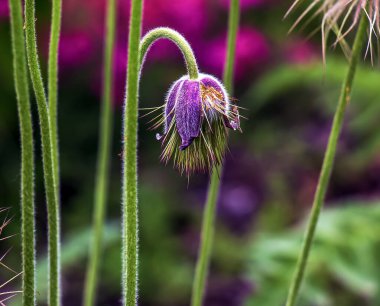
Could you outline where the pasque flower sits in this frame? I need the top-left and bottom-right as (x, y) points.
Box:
(153, 73), (241, 175)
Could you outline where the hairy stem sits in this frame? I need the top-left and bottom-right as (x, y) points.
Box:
(190, 1), (240, 306)
(122, 0), (143, 305)
(8, 0), (35, 304)
(24, 0), (61, 305)
(285, 13), (367, 306)
(48, 0), (62, 199)
(139, 27), (199, 79)
(190, 165), (220, 306)
(83, 0), (116, 305)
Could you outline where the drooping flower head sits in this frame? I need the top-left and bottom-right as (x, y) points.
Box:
(151, 73), (241, 175)
(287, 0), (380, 62)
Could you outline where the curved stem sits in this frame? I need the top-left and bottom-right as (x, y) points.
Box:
(8, 0), (35, 304)
(139, 27), (199, 79)
(24, 0), (61, 305)
(48, 0), (62, 201)
(190, 1), (240, 306)
(285, 13), (367, 306)
(83, 0), (116, 305)
(123, 9), (203, 306)
(123, 12), (201, 306)
(122, 0), (143, 305)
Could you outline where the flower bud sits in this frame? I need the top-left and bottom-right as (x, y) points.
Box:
(153, 73), (241, 175)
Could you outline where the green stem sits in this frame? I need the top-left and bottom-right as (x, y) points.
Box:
(8, 0), (35, 304)
(285, 13), (367, 306)
(48, 0), (62, 200)
(122, 0), (143, 305)
(190, 165), (221, 306)
(139, 27), (199, 79)
(24, 0), (61, 305)
(190, 1), (240, 306)
(83, 0), (116, 305)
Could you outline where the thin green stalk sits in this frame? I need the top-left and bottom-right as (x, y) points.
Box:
(8, 0), (35, 304)
(24, 0), (61, 305)
(122, 0), (143, 305)
(190, 166), (220, 306)
(285, 13), (367, 306)
(190, 1), (240, 306)
(48, 0), (62, 199)
(83, 0), (116, 305)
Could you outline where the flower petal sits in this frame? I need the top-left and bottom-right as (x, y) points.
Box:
(175, 79), (202, 150)
(156, 77), (184, 140)
(200, 74), (240, 130)
(200, 74), (228, 101)
(223, 106), (241, 131)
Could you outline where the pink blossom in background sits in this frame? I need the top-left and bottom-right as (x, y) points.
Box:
(143, 0), (209, 36)
(140, 0), (210, 61)
(59, 32), (94, 68)
(284, 40), (318, 64)
(202, 27), (270, 81)
(0, 0), (9, 19)
(114, 0), (211, 61)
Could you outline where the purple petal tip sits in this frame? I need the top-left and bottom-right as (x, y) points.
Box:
(179, 139), (194, 151)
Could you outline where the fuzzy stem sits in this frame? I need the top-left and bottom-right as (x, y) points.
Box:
(48, 0), (62, 200)
(190, 1), (240, 306)
(190, 166), (220, 306)
(24, 0), (61, 305)
(139, 27), (199, 79)
(8, 0), (35, 304)
(122, 0), (143, 305)
(83, 0), (116, 305)
(285, 13), (367, 306)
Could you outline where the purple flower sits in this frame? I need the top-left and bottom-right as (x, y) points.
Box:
(152, 73), (241, 175)
(284, 39), (318, 64)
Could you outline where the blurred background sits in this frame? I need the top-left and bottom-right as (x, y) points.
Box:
(1, 0), (380, 305)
